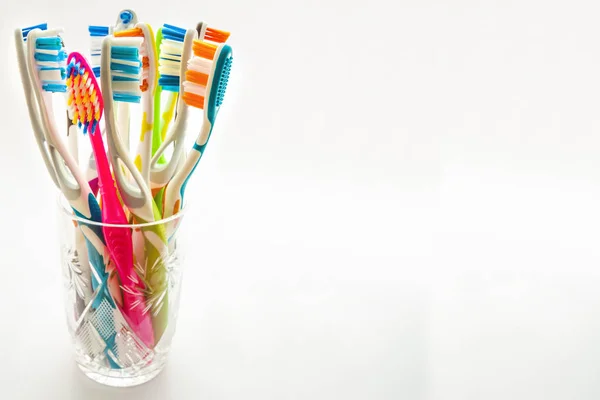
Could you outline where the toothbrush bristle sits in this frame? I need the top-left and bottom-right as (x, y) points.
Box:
(158, 24), (186, 92)
(182, 41), (231, 110)
(34, 35), (67, 93)
(192, 41), (217, 60)
(115, 28), (150, 92)
(21, 23), (47, 41)
(204, 27), (230, 43)
(114, 27), (143, 37)
(89, 25), (109, 77)
(110, 39), (143, 103)
(66, 56), (102, 134)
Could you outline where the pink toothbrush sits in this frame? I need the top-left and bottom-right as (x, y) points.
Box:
(66, 52), (154, 348)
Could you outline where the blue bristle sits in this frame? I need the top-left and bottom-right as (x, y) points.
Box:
(159, 24), (185, 92)
(66, 60), (76, 77)
(163, 24), (186, 34)
(91, 120), (98, 134)
(162, 24), (186, 42)
(88, 25), (109, 36)
(158, 75), (179, 90)
(111, 46), (139, 59)
(42, 83), (66, 93)
(22, 23), (47, 41)
(110, 62), (141, 75)
(35, 36), (62, 48)
(92, 67), (101, 77)
(113, 93), (141, 103)
(112, 76), (139, 82)
(35, 51), (67, 62)
(35, 35), (66, 93)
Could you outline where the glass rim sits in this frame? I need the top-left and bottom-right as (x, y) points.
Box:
(57, 192), (186, 228)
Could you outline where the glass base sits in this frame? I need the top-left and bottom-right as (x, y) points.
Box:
(77, 359), (166, 387)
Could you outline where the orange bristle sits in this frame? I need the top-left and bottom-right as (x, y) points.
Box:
(204, 27), (230, 43)
(114, 28), (144, 37)
(192, 40), (217, 60)
(182, 92), (205, 109)
(186, 70), (209, 86)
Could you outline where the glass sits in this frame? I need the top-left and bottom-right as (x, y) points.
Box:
(56, 195), (186, 387)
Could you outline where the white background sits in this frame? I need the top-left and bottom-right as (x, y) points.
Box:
(1, 1), (600, 399)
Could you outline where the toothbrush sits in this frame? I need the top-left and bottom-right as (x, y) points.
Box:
(114, 23), (157, 188)
(16, 24), (95, 311)
(151, 23), (230, 212)
(112, 10), (139, 158)
(87, 14), (135, 191)
(14, 24), (59, 189)
(152, 25), (176, 167)
(196, 22), (231, 43)
(152, 21), (231, 161)
(149, 27), (176, 210)
(89, 25), (109, 78)
(102, 36), (170, 344)
(163, 41), (233, 220)
(67, 52), (155, 348)
(150, 25), (197, 199)
(85, 25), (111, 195)
(25, 28), (121, 368)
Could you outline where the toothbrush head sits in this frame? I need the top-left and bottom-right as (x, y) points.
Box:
(66, 52), (103, 135)
(157, 24), (186, 92)
(182, 41), (232, 123)
(204, 26), (230, 43)
(88, 25), (109, 77)
(115, 23), (156, 93)
(32, 33), (67, 93)
(109, 37), (143, 103)
(22, 23), (47, 41)
(195, 22), (230, 43)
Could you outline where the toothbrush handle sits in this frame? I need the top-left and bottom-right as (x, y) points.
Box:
(90, 124), (155, 348)
(102, 225), (155, 347)
(163, 123), (212, 219)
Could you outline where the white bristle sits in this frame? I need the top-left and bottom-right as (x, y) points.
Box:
(160, 39), (183, 55)
(90, 37), (104, 47)
(188, 57), (212, 74)
(158, 38), (184, 85)
(91, 55), (101, 65)
(110, 58), (141, 67)
(39, 69), (63, 81)
(160, 53), (181, 62)
(111, 71), (140, 80)
(181, 52), (215, 98)
(37, 60), (61, 68)
(158, 59), (180, 76)
(183, 82), (207, 97)
(115, 37), (143, 47)
(112, 81), (142, 94)
(35, 48), (60, 55)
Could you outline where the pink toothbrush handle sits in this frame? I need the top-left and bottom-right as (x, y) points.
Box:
(103, 226), (154, 347)
(90, 124), (155, 347)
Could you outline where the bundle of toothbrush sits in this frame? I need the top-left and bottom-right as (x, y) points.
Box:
(15, 9), (232, 367)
